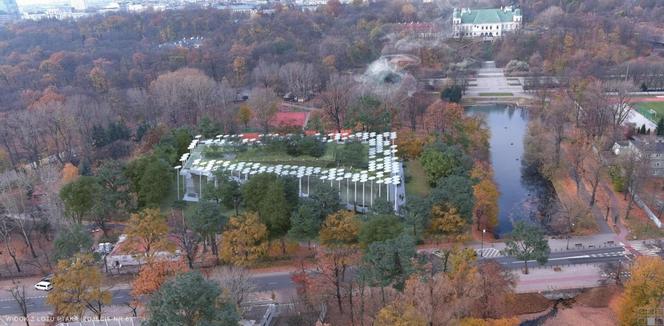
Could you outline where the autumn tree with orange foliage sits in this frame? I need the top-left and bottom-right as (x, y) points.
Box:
(471, 162), (499, 232)
(61, 163), (79, 183)
(423, 100), (463, 137)
(131, 259), (188, 299)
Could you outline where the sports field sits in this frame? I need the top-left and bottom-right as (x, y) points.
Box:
(634, 101), (664, 123)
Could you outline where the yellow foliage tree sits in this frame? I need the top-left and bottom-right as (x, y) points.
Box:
(125, 208), (173, 260)
(319, 210), (360, 246)
(236, 104), (253, 131)
(61, 163), (79, 183)
(219, 212), (269, 267)
(47, 254), (112, 321)
(375, 302), (427, 326)
(396, 131), (427, 160)
(430, 204), (466, 236)
(614, 256), (664, 326)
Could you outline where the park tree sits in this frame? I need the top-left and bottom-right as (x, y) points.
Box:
(430, 175), (475, 222)
(375, 302), (427, 326)
(396, 131), (427, 160)
(441, 85), (463, 103)
(258, 180), (292, 249)
(614, 256), (664, 326)
(186, 202), (226, 257)
(358, 214), (404, 248)
(363, 234), (416, 302)
(309, 244), (359, 315)
(131, 260), (188, 299)
(604, 80), (636, 140)
(288, 200), (322, 247)
(471, 162), (499, 231)
(236, 104), (253, 131)
(429, 204), (466, 237)
(502, 221), (550, 274)
(319, 74), (356, 132)
(61, 163), (79, 183)
(145, 271), (240, 326)
(279, 61), (317, 99)
(400, 249), (481, 325)
(543, 94), (572, 165)
(219, 212), (269, 266)
(8, 282), (30, 326)
(348, 95), (391, 131)
(208, 266), (256, 307)
(423, 100), (464, 139)
(472, 260), (515, 319)
(137, 158), (172, 207)
(53, 224), (93, 261)
(401, 196), (430, 241)
(308, 183), (341, 220)
(319, 210), (360, 246)
(59, 176), (103, 224)
(204, 171), (242, 215)
(252, 58), (280, 89)
(248, 87), (279, 133)
(96, 160), (132, 216)
(47, 254), (112, 321)
(125, 208), (173, 259)
(419, 143), (472, 186)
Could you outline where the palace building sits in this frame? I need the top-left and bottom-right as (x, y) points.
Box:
(453, 6), (522, 39)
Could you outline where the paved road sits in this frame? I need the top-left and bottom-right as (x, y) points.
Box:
(0, 246), (629, 316)
(485, 246), (628, 269)
(0, 272), (294, 316)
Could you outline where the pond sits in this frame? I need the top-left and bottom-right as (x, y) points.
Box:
(466, 104), (555, 236)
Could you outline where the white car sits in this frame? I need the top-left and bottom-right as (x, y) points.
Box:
(34, 280), (52, 291)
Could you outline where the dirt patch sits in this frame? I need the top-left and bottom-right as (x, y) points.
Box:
(575, 285), (622, 308)
(543, 306), (617, 326)
(507, 293), (553, 315)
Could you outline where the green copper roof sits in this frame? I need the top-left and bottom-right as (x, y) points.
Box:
(460, 9), (515, 24)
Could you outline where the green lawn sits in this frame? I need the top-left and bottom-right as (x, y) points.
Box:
(635, 102), (664, 123)
(479, 92), (514, 97)
(405, 159), (430, 198)
(235, 142), (369, 169)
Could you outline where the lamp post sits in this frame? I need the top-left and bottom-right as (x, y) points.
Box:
(481, 228), (486, 257)
(174, 165), (182, 201)
(566, 222), (575, 250)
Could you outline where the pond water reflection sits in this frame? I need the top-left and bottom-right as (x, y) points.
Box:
(466, 104), (555, 236)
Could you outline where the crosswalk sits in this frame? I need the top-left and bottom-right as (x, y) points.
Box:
(588, 251), (626, 258)
(630, 242), (662, 256)
(476, 248), (502, 258)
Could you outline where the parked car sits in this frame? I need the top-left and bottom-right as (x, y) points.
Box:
(34, 280), (53, 291)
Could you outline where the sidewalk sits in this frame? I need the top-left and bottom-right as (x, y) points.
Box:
(514, 264), (602, 293)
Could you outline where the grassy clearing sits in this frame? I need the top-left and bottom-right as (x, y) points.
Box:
(479, 92), (514, 97)
(405, 159), (430, 198)
(635, 102), (664, 123)
(235, 143), (369, 168)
